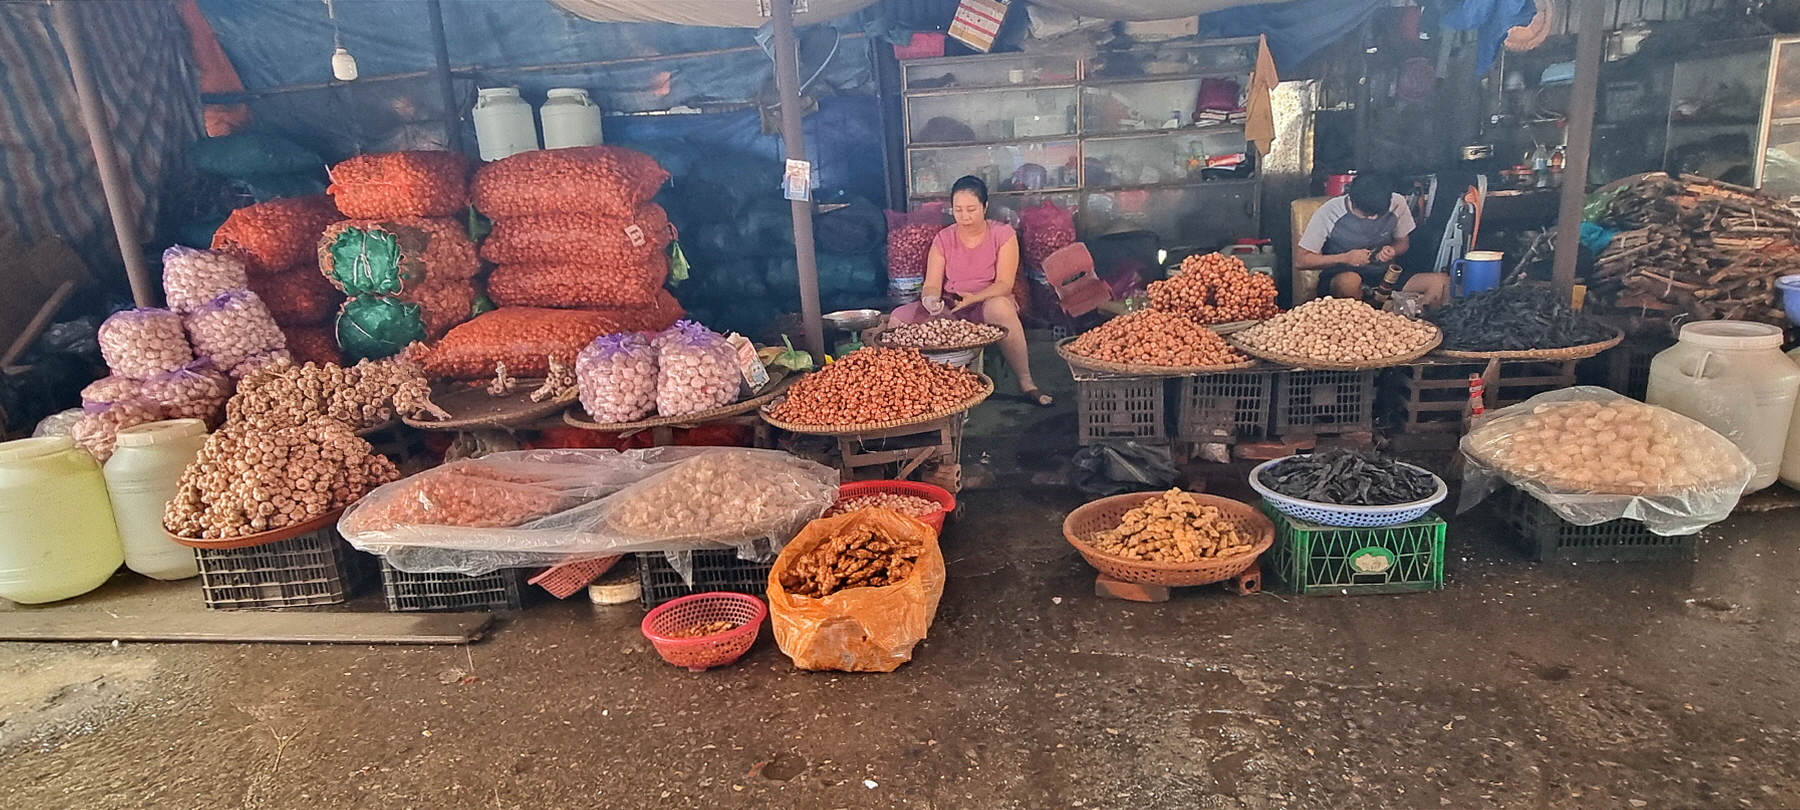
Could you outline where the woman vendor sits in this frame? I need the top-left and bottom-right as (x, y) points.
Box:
(888, 175), (1051, 407)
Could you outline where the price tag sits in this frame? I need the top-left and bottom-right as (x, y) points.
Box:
(623, 224), (646, 247)
(783, 159), (813, 202)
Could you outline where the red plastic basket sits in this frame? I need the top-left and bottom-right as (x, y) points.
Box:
(894, 32), (946, 60)
(528, 555), (621, 598)
(833, 480), (955, 531)
(640, 592), (766, 672)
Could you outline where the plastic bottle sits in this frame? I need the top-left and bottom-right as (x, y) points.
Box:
(539, 88), (604, 149)
(1647, 321), (1800, 492)
(472, 87), (538, 162)
(104, 419), (207, 580)
(0, 436), (124, 604)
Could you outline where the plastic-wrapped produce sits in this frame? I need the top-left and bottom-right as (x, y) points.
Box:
(471, 146), (668, 219)
(420, 306), (682, 381)
(32, 408), (85, 439)
(81, 376), (146, 408)
(317, 217), (479, 297)
(230, 350), (293, 380)
(247, 262), (344, 326)
(326, 150), (470, 219)
(653, 321), (740, 417)
(71, 399), (163, 461)
(140, 361), (232, 423)
(161, 246), (249, 312)
(185, 290), (285, 370)
(98, 308), (193, 379)
(576, 333), (658, 423)
(210, 195), (341, 275)
(886, 208), (943, 279)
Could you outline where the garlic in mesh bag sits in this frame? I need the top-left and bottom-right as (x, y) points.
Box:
(652, 320), (741, 418)
(71, 398), (164, 462)
(575, 332), (658, 424)
(98, 308), (193, 379)
(162, 246), (249, 313)
(1458, 386), (1755, 535)
(185, 290), (286, 370)
(140, 361), (233, 423)
(81, 375), (146, 409)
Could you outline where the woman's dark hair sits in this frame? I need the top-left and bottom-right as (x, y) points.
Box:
(950, 175), (989, 206)
(1346, 172), (1393, 217)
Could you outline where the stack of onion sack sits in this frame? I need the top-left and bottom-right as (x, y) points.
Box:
(318, 217), (479, 361)
(767, 347), (985, 427)
(318, 151), (477, 362)
(211, 196), (345, 364)
(415, 303), (681, 381)
(474, 146), (674, 312)
(162, 358), (418, 539)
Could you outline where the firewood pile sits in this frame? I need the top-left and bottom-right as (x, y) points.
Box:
(1593, 173), (1800, 324)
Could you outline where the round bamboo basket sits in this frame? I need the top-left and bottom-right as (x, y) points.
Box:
(1062, 492), (1274, 587)
(1055, 337), (1259, 377)
(759, 374), (994, 436)
(875, 325), (1009, 352)
(1431, 328), (1624, 361)
(402, 379), (576, 430)
(1227, 325), (1442, 370)
(564, 375), (795, 431)
(166, 507), (344, 550)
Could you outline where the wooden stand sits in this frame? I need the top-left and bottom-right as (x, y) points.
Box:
(834, 414), (965, 492)
(1092, 562), (1262, 602)
(1397, 357), (1577, 435)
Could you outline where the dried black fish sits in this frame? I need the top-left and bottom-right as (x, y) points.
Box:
(1428, 284), (1613, 352)
(1258, 448), (1437, 506)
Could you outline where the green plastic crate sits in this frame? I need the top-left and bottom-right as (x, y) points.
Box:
(1261, 502), (1446, 595)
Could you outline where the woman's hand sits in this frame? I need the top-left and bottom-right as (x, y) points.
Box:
(949, 292), (984, 313)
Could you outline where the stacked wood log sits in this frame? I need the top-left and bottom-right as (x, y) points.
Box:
(1592, 173), (1800, 324)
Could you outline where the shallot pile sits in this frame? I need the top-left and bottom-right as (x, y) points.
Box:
(879, 319), (1004, 349)
(1149, 253), (1280, 324)
(767, 347), (985, 426)
(1233, 297), (1437, 364)
(825, 493), (943, 519)
(1065, 310), (1246, 367)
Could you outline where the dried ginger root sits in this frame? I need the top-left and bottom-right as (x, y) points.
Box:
(1090, 489), (1255, 562)
(779, 523), (924, 598)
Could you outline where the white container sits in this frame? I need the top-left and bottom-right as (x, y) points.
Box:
(539, 88), (603, 149)
(104, 419), (207, 581)
(0, 436), (124, 603)
(472, 87), (539, 162)
(1647, 321), (1800, 492)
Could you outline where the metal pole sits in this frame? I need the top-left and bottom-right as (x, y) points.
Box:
(49, 0), (155, 306)
(1551, 0), (1606, 296)
(771, 0), (826, 359)
(425, 0), (464, 154)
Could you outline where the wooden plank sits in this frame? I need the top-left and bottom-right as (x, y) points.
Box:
(0, 609), (493, 645)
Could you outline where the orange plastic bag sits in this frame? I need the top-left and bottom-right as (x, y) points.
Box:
(766, 509), (946, 673)
(420, 305), (679, 380)
(327, 150), (470, 219)
(471, 146), (668, 219)
(211, 195), (341, 275)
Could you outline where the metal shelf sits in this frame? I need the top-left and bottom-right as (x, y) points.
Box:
(1083, 177), (1260, 193)
(1080, 125), (1247, 142)
(1081, 70), (1255, 87)
(907, 134), (1078, 150)
(903, 81), (1079, 98)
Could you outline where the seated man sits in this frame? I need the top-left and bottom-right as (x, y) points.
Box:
(1295, 172), (1450, 306)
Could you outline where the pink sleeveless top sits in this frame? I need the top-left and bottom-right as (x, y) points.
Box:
(933, 221), (1015, 295)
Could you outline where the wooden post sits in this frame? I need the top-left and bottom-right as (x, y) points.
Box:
(425, 0), (464, 154)
(1550, 0), (1606, 296)
(771, 0), (827, 360)
(49, 0), (156, 306)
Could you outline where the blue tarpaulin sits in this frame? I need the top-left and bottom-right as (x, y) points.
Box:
(1202, 0), (1385, 71)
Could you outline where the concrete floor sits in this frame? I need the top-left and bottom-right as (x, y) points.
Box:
(4, 344), (1800, 810)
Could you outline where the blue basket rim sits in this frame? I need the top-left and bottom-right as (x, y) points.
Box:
(1248, 457), (1448, 515)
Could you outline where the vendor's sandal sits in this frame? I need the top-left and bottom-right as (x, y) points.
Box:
(1022, 388), (1054, 408)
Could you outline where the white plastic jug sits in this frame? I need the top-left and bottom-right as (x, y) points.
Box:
(540, 87), (603, 149)
(0, 437), (124, 603)
(472, 87), (538, 161)
(1647, 321), (1800, 492)
(1779, 346), (1800, 490)
(104, 419), (207, 580)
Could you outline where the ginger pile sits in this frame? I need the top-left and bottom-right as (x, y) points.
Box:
(779, 522), (924, 598)
(1089, 489), (1256, 562)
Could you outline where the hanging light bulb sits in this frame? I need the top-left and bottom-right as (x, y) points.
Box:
(325, 0), (356, 81)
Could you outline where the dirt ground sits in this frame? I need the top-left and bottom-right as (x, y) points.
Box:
(4, 351), (1799, 809)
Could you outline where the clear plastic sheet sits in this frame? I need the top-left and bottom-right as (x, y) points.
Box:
(1458, 387), (1755, 535)
(340, 447), (839, 574)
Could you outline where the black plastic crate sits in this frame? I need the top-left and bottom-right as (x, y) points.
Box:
(380, 563), (528, 612)
(196, 528), (375, 610)
(1177, 371), (1272, 442)
(1076, 378), (1167, 445)
(638, 549), (774, 607)
(1274, 370), (1375, 434)
(1497, 486), (1696, 562)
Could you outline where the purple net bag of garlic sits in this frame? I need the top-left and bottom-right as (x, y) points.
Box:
(141, 361), (233, 423)
(80, 375), (146, 409)
(98, 308), (193, 379)
(71, 398), (163, 462)
(576, 332), (658, 424)
(185, 290), (286, 370)
(162, 246), (249, 313)
(653, 320), (740, 418)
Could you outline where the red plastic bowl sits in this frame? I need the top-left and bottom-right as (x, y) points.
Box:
(640, 592), (766, 672)
(834, 480), (956, 531)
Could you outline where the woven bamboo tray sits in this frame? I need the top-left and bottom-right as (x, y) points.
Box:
(1062, 492), (1274, 587)
(759, 374), (994, 436)
(1227, 325), (1443, 370)
(1055, 337), (1259, 377)
(564, 374), (795, 432)
(167, 507), (345, 551)
(1431, 328), (1624, 361)
(875, 325), (1008, 352)
(403, 379), (576, 430)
